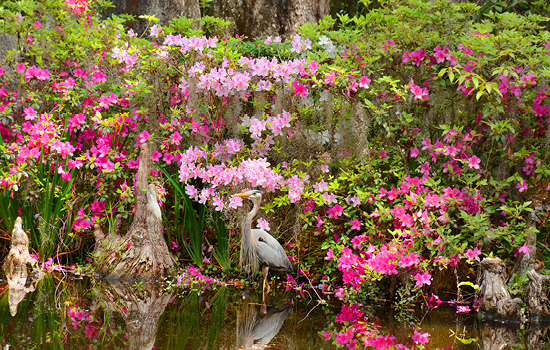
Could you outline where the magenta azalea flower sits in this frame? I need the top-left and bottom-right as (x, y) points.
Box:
(327, 204), (343, 219)
(456, 305), (470, 313)
(518, 243), (531, 254)
(138, 130), (150, 144)
(516, 179), (528, 192)
(350, 218), (361, 230)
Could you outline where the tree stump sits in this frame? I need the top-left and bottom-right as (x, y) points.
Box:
(477, 257), (523, 320)
(2, 217), (44, 316)
(2, 217), (39, 271)
(90, 280), (173, 350)
(479, 323), (521, 350)
(93, 143), (175, 280)
(526, 269), (550, 321)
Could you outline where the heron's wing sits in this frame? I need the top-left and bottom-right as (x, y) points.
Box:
(251, 229), (293, 271)
(252, 305), (291, 346)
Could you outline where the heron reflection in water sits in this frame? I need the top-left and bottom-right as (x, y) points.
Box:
(235, 190), (294, 301)
(236, 302), (292, 350)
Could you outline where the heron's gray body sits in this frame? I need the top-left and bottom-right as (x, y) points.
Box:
(251, 229), (293, 272)
(236, 190), (294, 275)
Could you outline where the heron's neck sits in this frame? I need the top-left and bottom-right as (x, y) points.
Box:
(244, 199), (260, 238)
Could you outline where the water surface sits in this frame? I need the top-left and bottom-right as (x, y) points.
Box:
(1, 272), (549, 349)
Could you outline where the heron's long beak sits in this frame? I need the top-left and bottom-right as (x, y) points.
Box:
(235, 193), (249, 197)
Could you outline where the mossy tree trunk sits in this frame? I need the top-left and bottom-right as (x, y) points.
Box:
(93, 143), (175, 280)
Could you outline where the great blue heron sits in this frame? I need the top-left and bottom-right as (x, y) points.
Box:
(235, 190), (294, 300)
(236, 302), (291, 349)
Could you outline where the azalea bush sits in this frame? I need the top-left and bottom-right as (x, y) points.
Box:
(1, 0), (550, 323)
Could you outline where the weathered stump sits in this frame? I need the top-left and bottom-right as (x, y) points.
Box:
(90, 280), (173, 350)
(526, 269), (550, 321)
(526, 324), (549, 350)
(93, 143), (175, 280)
(479, 323), (522, 350)
(2, 217), (44, 316)
(477, 257), (523, 320)
(2, 217), (39, 271)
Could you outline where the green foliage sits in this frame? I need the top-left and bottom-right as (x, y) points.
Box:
(210, 212), (230, 270)
(159, 165), (205, 268)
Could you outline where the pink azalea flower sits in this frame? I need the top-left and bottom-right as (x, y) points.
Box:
(150, 24), (160, 37)
(308, 60), (319, 75)
(427, 294), (442, 308)
(410, 147), (419, 158)
(316, 215), (324, 228)
(23, 106), (37, 120)
(16, 63), (26, 74)
(257, 218), (270, 231)
(138, 130), (150, 144)
(411, 331), (430, 344)
(358, 76), (371, 88)
(464, 247), (481, 262)
(350, 218), (361, 230)
(102, 161), (115, 172)
(171, 241), (179, 250)
(327, 204), (343, 219)
(151, 151), (162, 162)
(414, 272), (432, 286)
(170, 131), (182, 145)
(467, 155), (481, 169)
(292, 81), (308, 97)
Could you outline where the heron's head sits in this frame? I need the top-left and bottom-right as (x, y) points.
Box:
(235, 190), (262, 202)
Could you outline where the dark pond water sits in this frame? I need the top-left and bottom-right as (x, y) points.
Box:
(1, 271), (549, 349)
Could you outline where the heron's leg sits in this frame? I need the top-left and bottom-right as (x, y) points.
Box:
(262, 265), (270, 294)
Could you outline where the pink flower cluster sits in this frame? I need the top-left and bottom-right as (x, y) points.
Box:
(324, 304), (429, 349)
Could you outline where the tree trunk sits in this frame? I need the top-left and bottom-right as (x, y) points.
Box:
(526, 269), (550, 321)
(104, 0), (201, 36)
(93, 143), (176, 280)
(477, 257), (523, 320)
(507, 210), (538, 286)
(209, 0), (329, 37)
